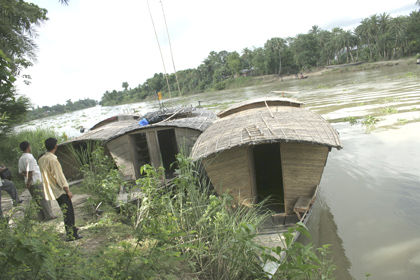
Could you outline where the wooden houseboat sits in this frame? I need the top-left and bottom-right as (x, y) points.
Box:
(56, 106), (216, 181)
(190, 98), (342, 220)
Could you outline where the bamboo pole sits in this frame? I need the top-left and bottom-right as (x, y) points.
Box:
(270, 91), (299, 97)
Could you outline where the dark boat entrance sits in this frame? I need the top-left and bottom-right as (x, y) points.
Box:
(133, 132), (151, 177)
(253, 143), (285, 213)
(157, 129), (178, 178)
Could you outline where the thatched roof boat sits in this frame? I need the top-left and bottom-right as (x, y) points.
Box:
(191, 98), (342, 218)
(57, 106), (216, 181)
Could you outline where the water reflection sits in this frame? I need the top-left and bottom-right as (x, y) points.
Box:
(304, 202), (353, 280)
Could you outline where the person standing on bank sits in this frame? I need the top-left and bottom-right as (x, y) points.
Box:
(0, 165), (23, 218)
(38, 138), (82, 241)
(18, 141), (56, 221)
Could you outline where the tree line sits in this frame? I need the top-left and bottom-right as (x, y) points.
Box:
(100, 8), (420, 106)
(1, 0), (420, 134)
(25, 98), (98, 121)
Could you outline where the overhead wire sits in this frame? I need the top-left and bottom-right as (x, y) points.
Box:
(160, 0), (182, 97)
(146, 0), (172, 103)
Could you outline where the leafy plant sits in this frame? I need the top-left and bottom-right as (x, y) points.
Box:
(381, 107), (398, 115)
(261, 222), (336, 279)
(344, 116), (359, 125)
(361, 115), (379, 126)
(80, 145), (126, 206)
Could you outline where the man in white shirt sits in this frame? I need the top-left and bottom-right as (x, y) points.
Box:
(18, 141), (56, 221)
(0, 165), (23, 218)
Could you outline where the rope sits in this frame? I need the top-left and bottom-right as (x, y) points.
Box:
(160, 0), (182, 97)
(146, 0), (172, 102)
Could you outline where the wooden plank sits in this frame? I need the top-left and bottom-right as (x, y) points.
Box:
(146, 131), (161, 169)
(247, 146), (257, 203)
(107, 136), (135, 179)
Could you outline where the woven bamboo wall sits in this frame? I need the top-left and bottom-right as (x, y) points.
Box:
(281, 142), (329, 214)
(174, 128), (201, 156)
(107, 135), (136, 179)
(202, 146), (253, 206)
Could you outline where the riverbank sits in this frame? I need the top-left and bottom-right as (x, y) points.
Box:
(250, 57), (418, 84)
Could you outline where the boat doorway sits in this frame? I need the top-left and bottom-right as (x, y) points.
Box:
(157, 129), (178, 178)
(253, 143), (285, 213)
(133, 132), (151, 178)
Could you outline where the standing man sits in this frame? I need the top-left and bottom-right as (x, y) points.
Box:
(38, 138), (82, 241)
(0, 165), (23, 217)
(18, 141), (56, 221)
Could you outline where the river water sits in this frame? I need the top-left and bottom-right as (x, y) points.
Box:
(18, 64), (420, 279)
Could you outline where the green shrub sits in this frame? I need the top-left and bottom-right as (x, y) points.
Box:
(80, 145), (126, 206)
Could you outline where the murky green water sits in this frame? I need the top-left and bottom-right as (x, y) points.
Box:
(18, 64), (420, 279)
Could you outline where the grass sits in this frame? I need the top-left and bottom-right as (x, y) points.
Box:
(0, 128), (68, 191)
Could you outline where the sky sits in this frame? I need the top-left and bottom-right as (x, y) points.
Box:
(16, 0), (418, 107)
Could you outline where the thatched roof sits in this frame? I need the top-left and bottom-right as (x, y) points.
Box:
(191, 98), (342, 160)
(61, 107), (216, 146)
(217, 97), (304, 118)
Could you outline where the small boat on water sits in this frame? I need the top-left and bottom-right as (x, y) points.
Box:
(190, 98), (342, 257)
(56, 106), (216, 181)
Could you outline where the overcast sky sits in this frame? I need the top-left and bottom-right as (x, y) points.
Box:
(17, 0), (418, 107)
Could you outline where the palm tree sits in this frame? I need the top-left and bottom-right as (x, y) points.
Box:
(331, 27), (344, 64)
(377, 13), (391, 59)
(340, 30), (356, 63)
(318, 30), (333, 65)
(241, 47), (252, 68)
(308, 25), (321, 36)
(389, 16), (407, 60)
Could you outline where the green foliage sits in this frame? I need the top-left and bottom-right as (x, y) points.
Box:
(99, 5), (420, 107)
(316, 84), (333, 89)
(0, 149), (336, 279)
(0, 0), (49, 133)
(395, 72), (419, 79)
(344, 116), (359, 125)
(26, 98), (98, 121)
(0, 203), (63, 280)
(261, 222), (336, 279)
(361, 115), (380, 133)
(80, 145), (125, 206)
(0, 127), (67, 183)
(361, 115), (379, 125)
(380, 107), (398, 115)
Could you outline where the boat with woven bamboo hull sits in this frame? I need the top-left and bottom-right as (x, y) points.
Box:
(190, 97), (342, 227)
(56, 106), (216, 181)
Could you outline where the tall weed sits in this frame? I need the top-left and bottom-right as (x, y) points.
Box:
(80, 145), (125, 206)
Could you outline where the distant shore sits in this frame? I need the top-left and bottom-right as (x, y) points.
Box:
(252, 57), (417, 83)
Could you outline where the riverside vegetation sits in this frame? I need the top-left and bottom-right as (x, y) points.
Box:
(0, 129), (336, 280)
